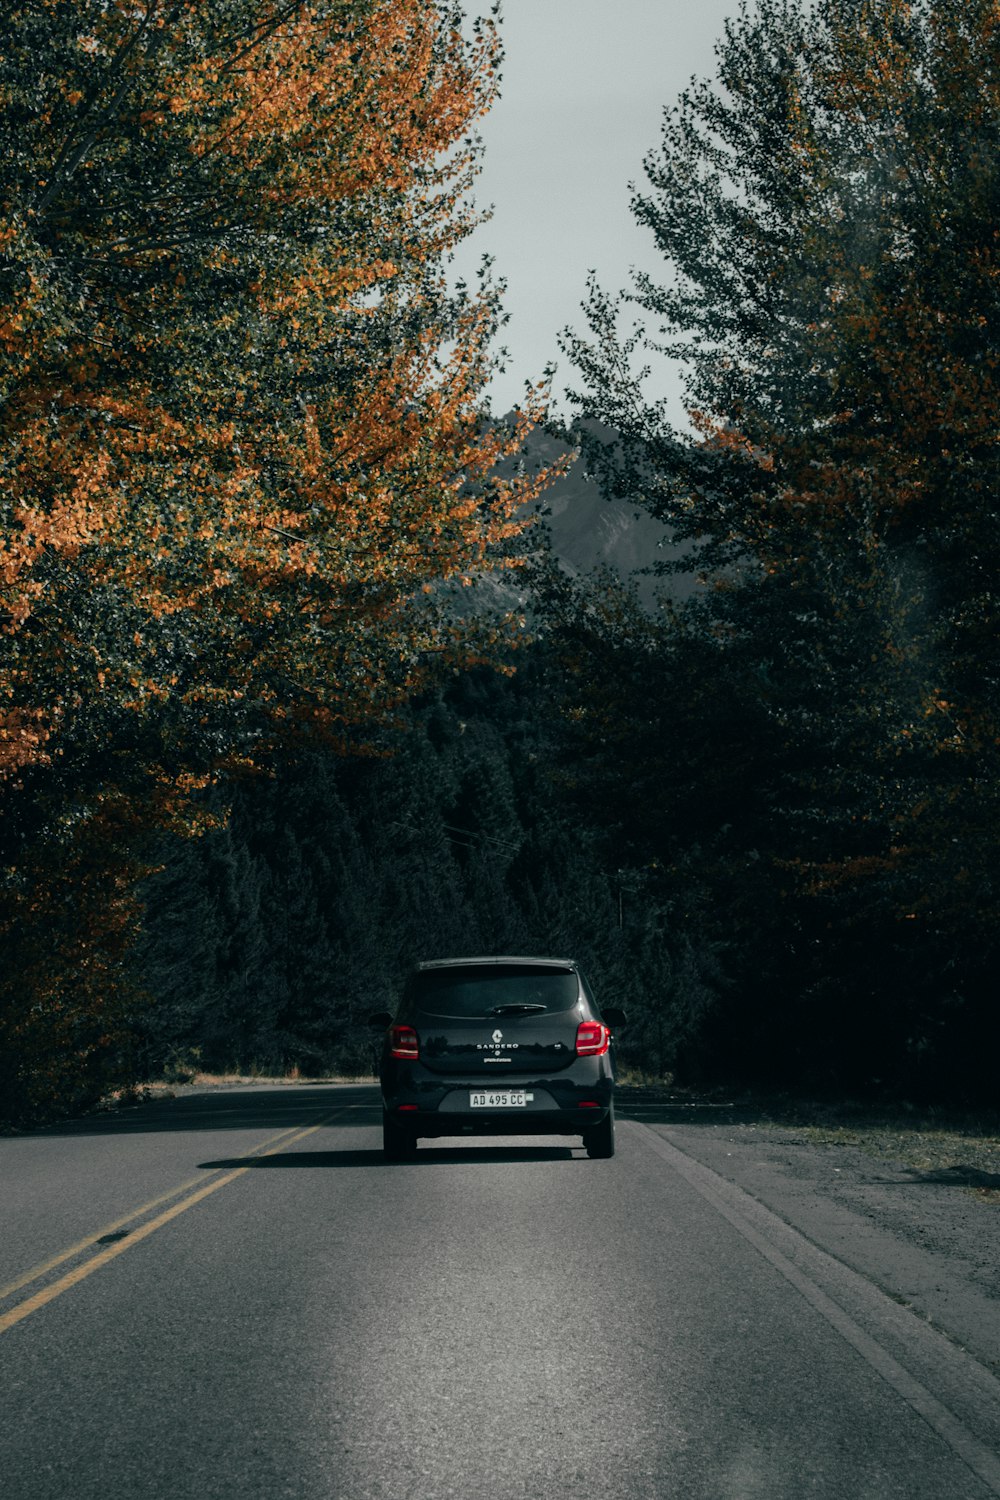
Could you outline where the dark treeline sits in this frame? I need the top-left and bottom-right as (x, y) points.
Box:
(130, 654), (691, 1085)
(131, 539), (998, 1101)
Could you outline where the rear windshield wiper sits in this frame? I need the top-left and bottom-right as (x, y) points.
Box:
(489, 1003), (547, 1015)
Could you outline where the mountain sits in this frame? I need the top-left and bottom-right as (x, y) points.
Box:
(521, 424), (696, 605)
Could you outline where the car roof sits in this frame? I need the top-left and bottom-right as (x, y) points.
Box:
(415, 955), (577, 972)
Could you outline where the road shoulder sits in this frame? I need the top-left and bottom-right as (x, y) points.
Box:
(633, 1111), (1000, 1381)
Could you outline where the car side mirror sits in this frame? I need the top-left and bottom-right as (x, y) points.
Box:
(367, 1011), (393, 1029)
(602, 1006), (627, 1028)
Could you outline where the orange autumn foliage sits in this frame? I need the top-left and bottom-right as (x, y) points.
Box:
(0, 0), (557, 1119)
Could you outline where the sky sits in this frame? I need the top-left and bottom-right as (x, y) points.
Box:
(449, 0), (738, 421)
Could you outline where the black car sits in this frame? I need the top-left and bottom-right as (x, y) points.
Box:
(370, 955), (625, 1161)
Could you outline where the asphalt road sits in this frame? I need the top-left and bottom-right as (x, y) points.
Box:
(2, 1083), (999, 1500)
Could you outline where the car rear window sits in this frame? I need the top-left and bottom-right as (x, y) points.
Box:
(404, 964), (579, 1018)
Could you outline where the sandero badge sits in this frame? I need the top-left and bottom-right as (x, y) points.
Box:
(368, 956), (626, 1161)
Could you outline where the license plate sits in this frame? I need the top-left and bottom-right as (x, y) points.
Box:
(470, 1090), (530, 1109)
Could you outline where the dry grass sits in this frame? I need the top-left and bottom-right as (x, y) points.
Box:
(787, 1119), (1000, 1201)
(189, 1069), (375, 1086)
(731, 1098), (1000, 1204)
(163, 1070), (377, 1089)
(130, 1070), (376, 1103)
(614, 1082), (1000, 1204)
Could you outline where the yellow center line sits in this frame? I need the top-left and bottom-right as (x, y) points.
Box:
(0, 1110), (341, 1334)
(0, 1115), (322, 1303)
(0, 1122), (313, 1303)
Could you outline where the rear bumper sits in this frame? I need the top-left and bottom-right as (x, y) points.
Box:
(380, 1059), (614, 1139)
(405, 1110), (608, 1139)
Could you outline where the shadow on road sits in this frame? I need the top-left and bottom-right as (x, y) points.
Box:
(404, 1144), (579, 1164)
(201, 1148), (385, 1169)
(199, 1143), (579, 1169)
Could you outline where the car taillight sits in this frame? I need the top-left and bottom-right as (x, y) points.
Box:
(575, 1020), (610, 1057)
(389, 1024), (419, 1060)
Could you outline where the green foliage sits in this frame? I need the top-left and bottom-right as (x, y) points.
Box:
(132, 663), (691, 1079)
(560, 0), (1000, 1098)
(0, 0), (560, 1122)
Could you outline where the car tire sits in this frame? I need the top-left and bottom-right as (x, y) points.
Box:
(584, 1104), (615, 1159)
(383, 1108), (417, 1161)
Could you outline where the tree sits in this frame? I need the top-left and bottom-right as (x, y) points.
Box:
(563, 0), (1000, 1094)
(0, 0), (557, 1119)
(1, 0), (551, 779)
(129, 661), (682, 1081)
